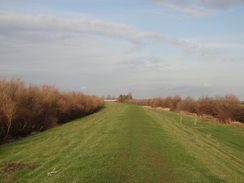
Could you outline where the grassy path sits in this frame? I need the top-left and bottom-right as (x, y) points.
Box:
(0, 102), (243, 182)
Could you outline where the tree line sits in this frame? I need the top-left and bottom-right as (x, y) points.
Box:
(121, 94), (244, 123)
(118, 93), (133, 102)
(0, 78), (104, 143)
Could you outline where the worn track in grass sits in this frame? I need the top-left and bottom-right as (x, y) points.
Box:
(0, 102), (243, 182)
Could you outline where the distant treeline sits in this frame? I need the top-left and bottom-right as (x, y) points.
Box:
(123, 95), (244, 123)
(0, 78), (104, 143)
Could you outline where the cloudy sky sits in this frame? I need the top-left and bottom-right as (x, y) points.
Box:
(0, 0), (244, 99)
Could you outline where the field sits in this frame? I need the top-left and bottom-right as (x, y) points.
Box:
(0, 102), (243, 183)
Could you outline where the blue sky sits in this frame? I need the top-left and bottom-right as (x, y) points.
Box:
(0, 0), (244, 99)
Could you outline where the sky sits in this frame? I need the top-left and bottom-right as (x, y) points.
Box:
(0, 0), (244, 99)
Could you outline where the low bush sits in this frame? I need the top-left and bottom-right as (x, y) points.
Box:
(123, 94), (243, 124)
(0, 78), (104, 143)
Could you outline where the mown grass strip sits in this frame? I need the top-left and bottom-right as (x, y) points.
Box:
(0, 102), (243, 183)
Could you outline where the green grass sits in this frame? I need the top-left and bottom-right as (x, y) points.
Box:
(0, 102), (243, 183)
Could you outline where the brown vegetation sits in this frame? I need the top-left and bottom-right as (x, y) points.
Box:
(0, 78), (104, 143)
(118, 93), (133, 103)
(124, 94), (244, 124)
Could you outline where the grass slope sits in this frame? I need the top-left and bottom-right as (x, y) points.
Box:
(0, 102), (243, 183)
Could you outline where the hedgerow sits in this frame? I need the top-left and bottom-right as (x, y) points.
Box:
(123, 94), (244, 123)
(0, 78), (104, 143)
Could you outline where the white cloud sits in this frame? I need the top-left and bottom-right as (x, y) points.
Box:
(150, 0), (244, 9)
(124, 44), (144, 54)
(205, 43), (244, 49)
(80, 86), (86, 90)
(0, 12), (135, 40)
(149, 56), (166, 64)
(0, 13), (243, 65)
(201, 0), (244, 9)
(0, 13), (188, 50)
(167, 4), (215, 18)
(118, 56), (166, 69)
(203, 82), (211, 87)
(0, 3), (243, 99)
(149, 0), (244, 18)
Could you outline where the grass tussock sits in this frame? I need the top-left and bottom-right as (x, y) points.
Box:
(0, 77), (104, 143)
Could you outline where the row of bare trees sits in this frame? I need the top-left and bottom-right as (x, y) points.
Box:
(0, 78), (104, 143)
(118, 93), (133, 103)
(124, 94), (244, 123)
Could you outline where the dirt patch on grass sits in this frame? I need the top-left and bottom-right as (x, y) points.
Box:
(193, 126), (208, 129)
(0, 163), (37, 183)
(4, 163), (36, 172)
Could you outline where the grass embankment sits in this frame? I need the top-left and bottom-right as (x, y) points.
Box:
(0, 102), (243, 183)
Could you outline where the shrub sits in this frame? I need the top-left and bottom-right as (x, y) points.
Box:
(123, 94), (243, 124)
(179, 96), (196, 113)
(151, 98), (163, 108)
(214, 94), (241, 123)
(0, 78), (104, 143)
(234, 106), (244, 123)
(169, 95), (182, 112)
(195, 97), (216, 117)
